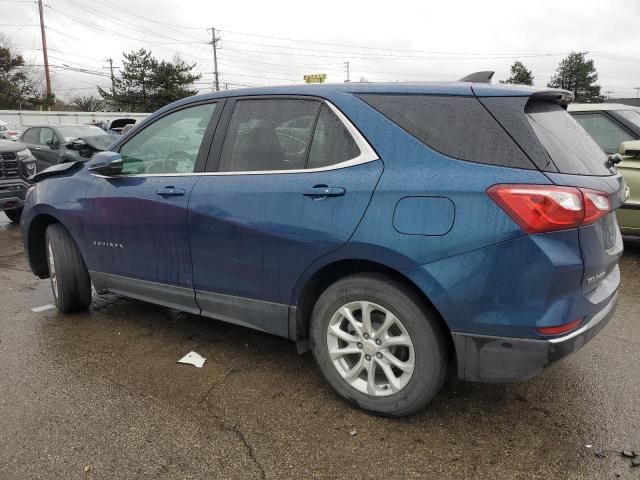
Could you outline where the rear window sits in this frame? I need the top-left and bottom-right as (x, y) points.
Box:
(358, 94), (535, 169)
(526, 102), (612, 175)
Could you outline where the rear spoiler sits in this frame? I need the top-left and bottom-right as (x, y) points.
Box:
(529, 90), (575, 109)
(458, 71), (494, 83)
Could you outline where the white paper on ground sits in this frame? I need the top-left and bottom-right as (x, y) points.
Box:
(31, 304), (56, 312)
(177, 351), (206, 368)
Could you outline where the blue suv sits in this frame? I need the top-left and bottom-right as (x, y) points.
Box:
(21, 81), (625, 416)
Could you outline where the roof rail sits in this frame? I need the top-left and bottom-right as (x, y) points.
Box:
(458, 71), (494, 83)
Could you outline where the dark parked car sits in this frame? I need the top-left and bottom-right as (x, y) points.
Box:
(108, 118), (137, 134)
(21, 81), (625, 416)
(19, 124), (118, 172)
(0, 139), (36, 223)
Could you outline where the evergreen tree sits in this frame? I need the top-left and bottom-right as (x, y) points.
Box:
(548, 52), (604, 102)
(500, 61), (534, 85)
(0, 35), (37, 109)
(99, 49), (200, 112)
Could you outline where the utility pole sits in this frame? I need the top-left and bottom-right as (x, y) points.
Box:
(209, 27), (220, 92)
(604, 90), (614, 100)
(635, 87), (640, 99)
(107, 58), (115, 86)
(344, 61), (350, 82)
(37, 0), (52, 110)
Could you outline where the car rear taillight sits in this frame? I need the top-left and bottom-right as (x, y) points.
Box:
(487, 184), (611, 234)
(536, 318), (583, 336)
(581, 189), (611, 225)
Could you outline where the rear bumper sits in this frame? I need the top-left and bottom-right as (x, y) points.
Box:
(453, 292), (617, 382)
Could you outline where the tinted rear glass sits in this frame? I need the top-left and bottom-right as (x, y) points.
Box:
(358, 94), (534, 169)
(307, 105), (360, 169)
(526, 102), (612, 176)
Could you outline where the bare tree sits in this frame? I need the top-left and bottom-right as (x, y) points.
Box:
(71, 95), (105, 112)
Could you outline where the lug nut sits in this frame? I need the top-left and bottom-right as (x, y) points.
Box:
(376, 353), (383, 359)
(365, 354), (371, 361)
(363, 333), (369, 339)
(357, 342), (363, 349)
(375, 339), (382, 345)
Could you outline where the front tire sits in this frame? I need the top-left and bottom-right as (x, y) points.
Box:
(46, 224), (92, 313)
(4, 207), (23, 224)
(310, 273), (448, 417)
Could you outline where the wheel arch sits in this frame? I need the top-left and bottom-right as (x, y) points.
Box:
(292, 258), (454, 358)
(25, 213), (61, 278)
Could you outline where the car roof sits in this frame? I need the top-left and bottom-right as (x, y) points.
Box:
(184, 81), (560, 101)
(568, 103), (640, 112)
(151, 81), (570, 119)
(24, 124), (103, 129)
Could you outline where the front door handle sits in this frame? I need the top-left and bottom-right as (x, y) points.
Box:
(302, 186), (345, 198)
(156, 186), (186, 197)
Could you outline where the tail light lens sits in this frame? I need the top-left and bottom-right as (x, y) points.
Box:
(487, 184), (611, 234)
(582, 189), (611, 225)
(536, 318), (583, 336)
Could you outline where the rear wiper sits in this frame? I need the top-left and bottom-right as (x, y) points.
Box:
(605, 153), (623, 169)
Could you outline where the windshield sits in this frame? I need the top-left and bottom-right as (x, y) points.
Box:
(616, 110), (640, 130)
(526, 101), (613, 176)
(58, 125), (108, 142)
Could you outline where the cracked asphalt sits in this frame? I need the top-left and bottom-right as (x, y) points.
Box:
(0, 215), (639, 479)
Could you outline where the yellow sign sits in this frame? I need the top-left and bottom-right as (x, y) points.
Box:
(303, 74), (327, 84)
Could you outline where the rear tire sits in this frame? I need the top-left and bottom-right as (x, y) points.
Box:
(4, 207), (23, 224)
(45, 224), (92, 313)
(310, 273), (448, 417)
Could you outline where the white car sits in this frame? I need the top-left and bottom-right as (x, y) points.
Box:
(0, 123), (22, 141)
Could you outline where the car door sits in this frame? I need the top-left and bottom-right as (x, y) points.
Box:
(188, 97), (383, 336)
(83, 100), (221, 313)
(36, 127), (63, 169)
(21, 127), (47, 171)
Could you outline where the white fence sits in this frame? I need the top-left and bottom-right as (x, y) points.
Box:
(0, 110), (150, 129)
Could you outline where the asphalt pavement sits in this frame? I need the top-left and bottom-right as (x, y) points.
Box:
(0, 215), (638, 479)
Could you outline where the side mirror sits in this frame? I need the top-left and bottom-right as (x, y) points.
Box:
(618, 140), (640, 158)
(87, 151), (123, 176)
(68, 139), (87, 151)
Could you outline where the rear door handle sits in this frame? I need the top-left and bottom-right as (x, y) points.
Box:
(302, 186), (345, 198)
(156, 186), (186, 197)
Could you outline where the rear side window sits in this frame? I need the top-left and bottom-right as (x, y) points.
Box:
(571, 113), (634, 154)
(526, 102), (611, 175)
(358, 94), (534, 169)
(219, 99), (320, 172)
(307, 105), (360, 169)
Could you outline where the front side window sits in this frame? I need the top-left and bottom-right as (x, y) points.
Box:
(39, 128), (55, 146)
(219, 99), (320, 172)
(119, 102), (216, 174)
(307, 105), (360, 169)
(572, 113), (635, 154)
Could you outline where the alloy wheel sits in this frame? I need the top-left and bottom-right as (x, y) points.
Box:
(326, 301), (415, 397)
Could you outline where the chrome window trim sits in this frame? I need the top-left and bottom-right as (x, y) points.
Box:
(91, 100), (379, 178)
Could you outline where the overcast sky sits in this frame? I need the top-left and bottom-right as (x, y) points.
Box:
(2, 0), (640, 100)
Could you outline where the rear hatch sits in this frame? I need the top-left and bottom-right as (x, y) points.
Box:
(479, 91), (625, 296)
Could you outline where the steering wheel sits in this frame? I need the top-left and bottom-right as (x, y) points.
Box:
(147, 150), (193, 174)
(276, 132), (307, 156)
